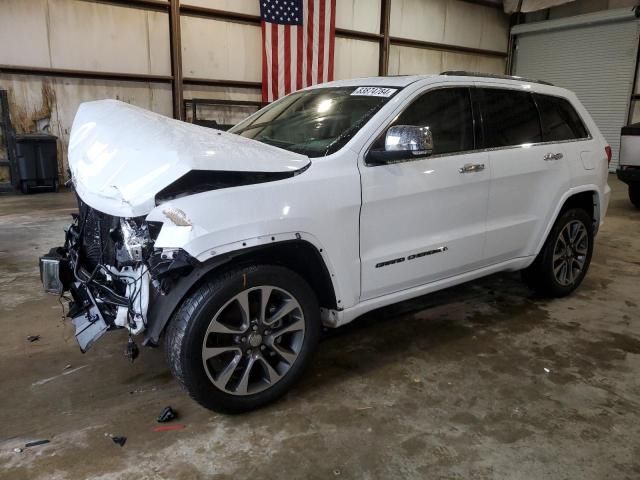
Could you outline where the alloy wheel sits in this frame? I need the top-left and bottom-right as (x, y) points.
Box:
(201, 286), (305, 395)
(552, 220), (588, 286)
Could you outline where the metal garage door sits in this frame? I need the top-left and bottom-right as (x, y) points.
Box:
(512, 9), (640, 170)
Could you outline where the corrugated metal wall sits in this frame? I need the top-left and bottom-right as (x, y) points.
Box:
(0, 0), (509, 180)
(513, 10), (640, 169)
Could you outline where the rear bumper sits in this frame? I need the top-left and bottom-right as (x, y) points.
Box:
(617, 166), (640, 185)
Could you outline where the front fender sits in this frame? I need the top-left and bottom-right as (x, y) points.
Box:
(145, 162), (362, 309)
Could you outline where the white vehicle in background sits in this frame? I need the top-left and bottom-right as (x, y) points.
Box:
(617, 123), (640, 208)
(40, 72), (611, 413)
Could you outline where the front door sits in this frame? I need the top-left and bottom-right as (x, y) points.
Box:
(359, 87), (491, 300)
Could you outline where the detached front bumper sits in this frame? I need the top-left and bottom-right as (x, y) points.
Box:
(40, 247), (109, 352)
(40, 240), (204, 355)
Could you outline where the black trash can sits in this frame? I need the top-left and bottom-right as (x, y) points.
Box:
(15, 133), (59, 193)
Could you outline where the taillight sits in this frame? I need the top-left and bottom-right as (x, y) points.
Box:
(605, 146), (612, 165)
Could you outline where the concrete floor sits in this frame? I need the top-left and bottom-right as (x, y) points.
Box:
(0, 177), (639, 480)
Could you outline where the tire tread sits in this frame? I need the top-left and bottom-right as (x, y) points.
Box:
(164, 264), (319, 413)
(522, 208), (593, 297)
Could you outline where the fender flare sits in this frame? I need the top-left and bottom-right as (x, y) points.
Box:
(143, 235), (339, 346)
(532, 184), (600, 256)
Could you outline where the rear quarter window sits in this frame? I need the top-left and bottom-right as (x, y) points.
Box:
(534, 94), (589, 142)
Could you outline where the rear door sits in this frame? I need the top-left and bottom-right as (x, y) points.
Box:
(476, 86), (573, 263)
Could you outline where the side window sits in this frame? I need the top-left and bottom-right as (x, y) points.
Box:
(534, 94), (588, 141)
(379, 88), (474, 156)
(478, 89), (542, 148)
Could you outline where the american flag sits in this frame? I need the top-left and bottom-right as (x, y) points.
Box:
(260, 0), (336, 103)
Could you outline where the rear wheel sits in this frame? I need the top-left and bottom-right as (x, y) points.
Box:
(629, 183), (640, 209)
(165, 264), (320, 413)
(522, 208), (593, 297)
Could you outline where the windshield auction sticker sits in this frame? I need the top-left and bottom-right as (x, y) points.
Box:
(351, 87), (398, 97)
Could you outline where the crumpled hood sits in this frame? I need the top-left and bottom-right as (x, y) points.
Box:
(69, 99), (310, 217)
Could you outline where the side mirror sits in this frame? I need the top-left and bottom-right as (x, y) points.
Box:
(366, 125), (434, 165)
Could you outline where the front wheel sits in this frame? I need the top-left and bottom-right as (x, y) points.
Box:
(522, 208), (594, 297)
(165, 264), (320, 413)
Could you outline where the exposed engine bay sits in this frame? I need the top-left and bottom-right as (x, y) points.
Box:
(40, 194), (194, 358)
(38, 99), (313, 360)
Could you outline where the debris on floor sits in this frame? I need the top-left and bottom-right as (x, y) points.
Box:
(153, 424), (185, 432)
(31, 365), (89, 387)
(129, 386), (158, 395)
(13, 448), (23, 453)
(124, 337), (139, 362)
(25, 439), (50, 448)
(63, 364), (72, 370)
(544, 367), (551, 373)
(157, 406), (177, 423)
(111, 436), (127, 447)
(26, 335), (40, 342)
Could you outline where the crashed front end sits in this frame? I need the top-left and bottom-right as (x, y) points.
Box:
(38, 99), (310, 357)
(40, 196), (194, 357)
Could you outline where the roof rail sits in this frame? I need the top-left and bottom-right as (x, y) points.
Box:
(440, 71), (554, 86)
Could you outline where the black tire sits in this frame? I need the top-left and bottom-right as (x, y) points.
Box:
(165, 264), (320, 413)
(629, 183), (640, 209)
(522, 208), (594, 297)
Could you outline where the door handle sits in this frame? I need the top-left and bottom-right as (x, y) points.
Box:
(459, 163), (485, 174)
(543, 152), (563, 161)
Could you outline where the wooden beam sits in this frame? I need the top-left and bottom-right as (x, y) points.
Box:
(506, 0), (523, 74)
(183, 77), (262, 89)
(459, 0), (503, 9)
(0, 64), (173, 83)
(179, 4), (261, 25)
(335, 28), (382, 43)
(169, 0), (184, 119)
(78, 0), (169, 12)
(0, 65), (265, 91)
(379, 0), (391, 76)
(389, 37), (507, 58)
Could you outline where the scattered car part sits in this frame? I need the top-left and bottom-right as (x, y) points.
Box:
(156, 406), (177, 423)
(124, 337), (139, 363)
(25, 440), (50, 448)
(111, 436), (126, 447)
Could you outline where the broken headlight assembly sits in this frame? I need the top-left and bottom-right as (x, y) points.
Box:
(40, 201), (156, 353)
(40, 195), (200, 358)
(115, 218), (154, 265)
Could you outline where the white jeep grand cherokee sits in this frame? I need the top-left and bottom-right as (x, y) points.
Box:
(40, 72), (611, 412)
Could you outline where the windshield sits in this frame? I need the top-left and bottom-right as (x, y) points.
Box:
(229, 86), (399, 158)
